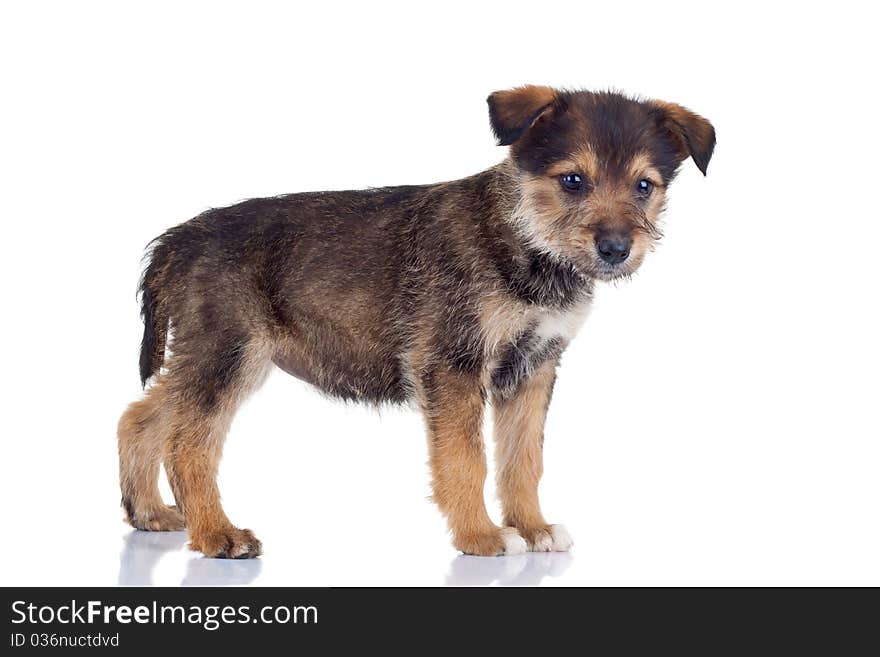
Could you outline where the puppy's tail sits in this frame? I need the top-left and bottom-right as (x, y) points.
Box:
(138, 238), (171, 387)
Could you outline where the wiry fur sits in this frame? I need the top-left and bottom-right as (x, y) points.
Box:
(118, 86), (714, 557)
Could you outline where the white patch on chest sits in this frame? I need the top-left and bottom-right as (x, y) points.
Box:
(532, 295), (593, 347)
(478, 290), (593, 395)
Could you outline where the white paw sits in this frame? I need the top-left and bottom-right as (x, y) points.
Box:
(500, 527), (528, 556)
(524, 524), (574, 552)
(533, 530), (555, 552)
(549, 524), (573, 551)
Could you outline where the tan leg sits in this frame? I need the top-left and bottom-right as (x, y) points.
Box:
(163, 409), (261, 559)
(161, 339), (272, 559)
(118, 381), (185, 531)
(420, 365), (527, 556)
(493, 359), (572, 552)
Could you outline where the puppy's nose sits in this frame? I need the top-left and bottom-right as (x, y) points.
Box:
(596, 235), (631, 265)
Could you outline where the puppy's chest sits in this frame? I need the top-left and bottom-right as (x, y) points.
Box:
(488, 296), (592, 398)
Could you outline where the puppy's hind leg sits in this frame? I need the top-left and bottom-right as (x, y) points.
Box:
(118, 381), (186, 531)
(162, 336), (273, 559)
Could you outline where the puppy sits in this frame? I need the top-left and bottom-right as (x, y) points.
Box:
(118, 86), (715, 558)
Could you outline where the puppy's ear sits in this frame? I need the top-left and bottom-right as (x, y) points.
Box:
(487, 85), (558, 146)
(651, 101), (716, 175)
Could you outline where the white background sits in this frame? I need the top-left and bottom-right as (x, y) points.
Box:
(1, 1), (878, 586)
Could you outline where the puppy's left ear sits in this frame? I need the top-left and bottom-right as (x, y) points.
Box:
(651, 101), (716, 175)
(487, 85), (558, 146)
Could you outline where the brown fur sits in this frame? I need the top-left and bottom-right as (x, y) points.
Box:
(494, 358), (558, 549)
(118, 86), (714, 557)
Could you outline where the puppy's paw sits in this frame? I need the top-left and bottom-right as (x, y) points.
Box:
(190, 527), (262, 559)
(454, 527), (527, 557)
(500, 527), (529, 555)
(126, 504), (186, 531)
(519, 524), (573, 552)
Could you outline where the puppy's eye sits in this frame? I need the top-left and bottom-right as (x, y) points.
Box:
(560, 173), (584, 192)
(636, 179), (654, 196)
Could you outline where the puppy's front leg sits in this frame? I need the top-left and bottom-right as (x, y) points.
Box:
(420, 365), (527, 556)
(493, 358), (573, 552)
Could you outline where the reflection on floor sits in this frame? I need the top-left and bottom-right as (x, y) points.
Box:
(446, 551), (573, 586)
(118, 530), (262, 586)
(182, 556), (263, 587)
(119, 529), (571, 586)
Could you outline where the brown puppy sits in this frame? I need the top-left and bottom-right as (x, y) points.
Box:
(118, 86), (715, 558)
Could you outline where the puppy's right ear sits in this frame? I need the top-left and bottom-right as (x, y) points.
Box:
(487, 85), (558, 146)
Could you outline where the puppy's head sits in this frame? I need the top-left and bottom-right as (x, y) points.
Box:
(488, 86), (715, 281)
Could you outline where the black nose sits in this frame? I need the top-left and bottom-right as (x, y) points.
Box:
(596, 236), (631, 265)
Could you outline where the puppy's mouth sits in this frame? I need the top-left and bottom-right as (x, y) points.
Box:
(584, 251), (643, 281)
(593, 263), (635, 281)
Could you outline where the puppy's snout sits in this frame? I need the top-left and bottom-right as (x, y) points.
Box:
(596, 234), (631, 265)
